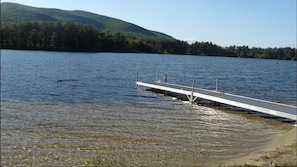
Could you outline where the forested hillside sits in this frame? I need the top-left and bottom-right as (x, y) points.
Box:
(0, 22), (187, 53)
(1, 22), (296, 60)
(1, 2), (173, 39)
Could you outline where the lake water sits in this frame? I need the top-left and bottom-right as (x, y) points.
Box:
(1, 50), (296, 166)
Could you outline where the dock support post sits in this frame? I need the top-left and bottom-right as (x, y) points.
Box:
(190, 78), (196, 104)
(135, 71), (139, 88)
(216, 78), (219, 92)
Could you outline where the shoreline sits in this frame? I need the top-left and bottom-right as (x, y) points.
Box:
(225, 126), (297, 166)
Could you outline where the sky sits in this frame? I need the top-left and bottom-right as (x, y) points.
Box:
(2, 0), (296, 48)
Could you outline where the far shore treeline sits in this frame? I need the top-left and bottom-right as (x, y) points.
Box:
(1, 22), (296, 60)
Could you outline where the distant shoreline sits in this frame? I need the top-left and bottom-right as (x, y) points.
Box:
(1, 48), (297, 61)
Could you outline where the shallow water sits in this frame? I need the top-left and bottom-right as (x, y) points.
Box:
(1, 98), (291, 166)
(1, 50), (296, 166)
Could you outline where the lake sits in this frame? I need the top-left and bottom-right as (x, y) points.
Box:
(1, 50), (296, 166)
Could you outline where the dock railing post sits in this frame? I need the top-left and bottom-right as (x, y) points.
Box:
(216, 78), (219, 92)
(156, 70), (158, 82)
(164, 74), (167, 83)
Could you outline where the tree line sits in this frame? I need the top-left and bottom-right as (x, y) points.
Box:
(1, 22), (296, 60)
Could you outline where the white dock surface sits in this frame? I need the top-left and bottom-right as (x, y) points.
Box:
(136, 81), (297, 121)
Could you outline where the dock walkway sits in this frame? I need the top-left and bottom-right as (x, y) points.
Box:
(136, 81), (297, 121)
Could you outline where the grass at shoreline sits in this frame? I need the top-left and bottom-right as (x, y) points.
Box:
(224, 143), (297, 167)
(256, 143), (296, 167)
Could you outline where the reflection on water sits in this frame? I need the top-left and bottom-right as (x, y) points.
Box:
(1, 98), (291, 166)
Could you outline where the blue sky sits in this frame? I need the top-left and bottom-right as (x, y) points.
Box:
(2, 0), (296, 48)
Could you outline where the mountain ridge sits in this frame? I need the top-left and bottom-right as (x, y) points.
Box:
(1, 2), (174, 40)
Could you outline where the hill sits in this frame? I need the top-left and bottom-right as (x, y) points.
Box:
(0, 2), (174, 40)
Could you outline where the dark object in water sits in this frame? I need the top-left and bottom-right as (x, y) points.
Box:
(57, 79), (79, 83)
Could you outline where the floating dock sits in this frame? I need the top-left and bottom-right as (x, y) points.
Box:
(136, 79), (297, 121)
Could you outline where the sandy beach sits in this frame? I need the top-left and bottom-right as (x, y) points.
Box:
(226, 126), (297, 166)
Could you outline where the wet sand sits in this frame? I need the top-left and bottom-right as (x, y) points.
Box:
(226, 126), (297, 166)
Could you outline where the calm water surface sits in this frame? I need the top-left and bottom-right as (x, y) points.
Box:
(1, 50), (296, 166)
